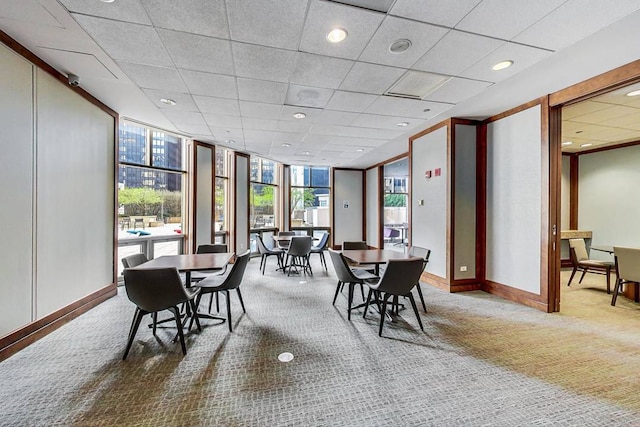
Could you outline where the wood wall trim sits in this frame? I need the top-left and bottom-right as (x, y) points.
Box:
(420, 271), (449, 291)
(450, 279), (482, 292)
(569, 154), (579, 230)
(549, 59), (640, 107)
(409, 120), (448, 143)
(0, 284), (117, 362)
(447, 120), (454, 283)
(234, 152), (250, 253)
(482, 280), (549, 312)
(366, 151), (409, 171)
(539, 97), (551, 308)
(377, 165), (384, 249)
(577, 138), (640, 155)
(483, 97), (547, 124)
(0, 29), (117, 119)
(113, 116), (119, 285)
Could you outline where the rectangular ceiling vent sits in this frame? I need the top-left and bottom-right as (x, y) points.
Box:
(384, 71), (451, 100)
(327, 0), (394, 13)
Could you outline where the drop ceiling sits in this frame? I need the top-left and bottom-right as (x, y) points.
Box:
(2, 0), (640, 167)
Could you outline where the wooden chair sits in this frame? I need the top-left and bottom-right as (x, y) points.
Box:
(568, 238), (613, 293)
(611, 246), (640, 306)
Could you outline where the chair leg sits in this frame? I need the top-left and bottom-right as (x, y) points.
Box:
(123, 308), (145, 360)
(236, 288), (246, 313)
(567, 266), (578, 286)
(611, 278), (622, 306)
(169, 306), (187, 355)
(360, 283), (365, 300)
(606, 268), (611, 294)
(320, 252), (327, 270)
(189, 300), (202, 332)
(414, 283), (427, 312)
(215, 292), (220, 312)
(208, 292), (214, 313)
(347, 282), (354, 320)
(379, 294), (390, 337)
(152, 312), (158, 336)
(188, 294), (202, 331)
(225, 290), (233, 332)
(363, 289), (373, 319)
(407, 293), (424, 332)
(333, 281), (342, 305)
(260, 255), (266, 274)
(578, 268), (587, 284)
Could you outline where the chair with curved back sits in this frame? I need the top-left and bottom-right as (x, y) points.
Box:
(328, 249), (378, 320)
(363, 258), (425, 336)
(122, 267), (201, 359)
(568, 238), (613, 293)
(342, 241), (375, 274)
(256, 235), (284, 274)
(611, 246), (640, 306)
(309, 232), (329, 270)
(192, 244), (229, 313)
(276, 231), (296, 249)
(285, 236), (313, 276)
(191, 250), (251, 332)
(408, 246), (431, 312)
(121, 253), (148, 269)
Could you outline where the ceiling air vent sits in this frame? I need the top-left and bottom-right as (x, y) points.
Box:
(327, 0), (394, 13)
(384, 71), (451, 100)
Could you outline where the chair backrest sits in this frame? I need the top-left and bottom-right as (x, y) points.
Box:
(569, 238), (589, 262)
(278, 231), (296, 237)
(123, 267), (190, 313)
(197, 244), (228, 254)
(374, 258), (425, 295)
(328, 249), (359, 282)
(384, 227), (400, 238)
(121, 253), (149, 268)
(408, 246), (431, 270)
(255, 235), (270, 254)
(314, 232), (329, 249)
(343, 241), (367, 250)
(288, 236), (312, 256)
(217, 250), (251, 290)
(614, 246), (640, 282)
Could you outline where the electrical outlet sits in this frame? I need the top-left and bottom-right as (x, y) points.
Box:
(460, 266), (467, 272)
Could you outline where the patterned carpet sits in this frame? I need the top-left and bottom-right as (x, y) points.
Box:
(1, 257), (640, 426)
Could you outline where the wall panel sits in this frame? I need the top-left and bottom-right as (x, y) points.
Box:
(454, 124), (476, 280)
(195, 144), (213, 248)
(234, 155), (249, 252)
(333, 169), (364, 246)
(366, 167), (379, 248)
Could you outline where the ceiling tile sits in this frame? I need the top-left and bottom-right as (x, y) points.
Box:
(325, 91), (378, 112)
(569, 105), (638, 124)
(227, 0), (308, 49)
(203, 114), (243, 129)
(174, 123), (212, 135)
(329, 0), (395, 13)
(299, 0), (385, 60)
(459, 42), (552, 83)
(244, 130), (277, 144)
(239, 101), (283, 119)
(272, 132), (306, 143)
(339, 126), (403, 139)
(232, 42), (296, 83)
(62, 0), (151, 25)
(390, 0), (482, 27)
(290, 53), (354, 89)
(162, 110), (207, 126)
(73, 15), (172, 66)
(316, 110), (359, 125)
(339, 62), (405, 94)
(209, 127), (244, 141)
(285, 85), (334, 108)
(237, 78), (288, 104)
(514, 0), (640, 50)
(425, 77), (492, 104)
(34, 47), (116, 81)
(456, 0), (566, 40)
(329, 136), (379, 146)
(412, 30), (504, 76)
(141, 0), (229, 39)
(157, 29), (234, 75)
(280, 105), (324, 122)
(351, 113), (421, 130)
(193, 95), (241, 116)
(276, 120), (314, 133)
(365, 96), (452, 119)
(595, 112), (640, 131)
(118, 62), (187, 92)
(302, 134), (335, 145)
(179, 70), (237, 99)
(142, 89), (198, 111)
(562, 100), (613, 120)
(242, 117), (279, 131)
(308, 124), (350, 136)
(359, 16), (448, 68)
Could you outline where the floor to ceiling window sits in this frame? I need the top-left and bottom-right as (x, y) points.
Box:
(215, 147), (230, 244)
(290, 166), (330, 237)
(117, 120), (187, 274)
(249, 156), (279, 253)
(383, 157), (408, 252)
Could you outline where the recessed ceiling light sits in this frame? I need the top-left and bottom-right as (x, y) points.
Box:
(293, 112), (306, 119)
(326, 28), (347, 43)
(626, 89), (640, 97)
(100, 0), (116, 3)
(397, 122), (409, 127)
(303, 151), (311, 155)
(492, 60), (514, 71)
(389, 39), (412, 54)
(562, 141), (573, 146)
(225, 139), (235, 144)
(580, 143), (593, 148)
(282, 143), (291, 147)
(356, 148), (364, 152)
(160, 98), (176, 106)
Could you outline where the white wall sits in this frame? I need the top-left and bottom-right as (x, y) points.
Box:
(0, 42), (115, 335)
(411, 127), (448, 278)
(486, 105), (542, 294)
(366, 167), (379, 248)
(454, 124), (476, 280)
(195, 145), (213, 248)
(334, 169), (364, 246)
(234, 155), (249, 252)
(561, 155), (571, 230)
(0, 44), (34, 335)
(579, 145), (640, 260)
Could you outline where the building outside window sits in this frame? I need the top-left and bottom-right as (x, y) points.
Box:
(215, 147), (230, 244)
(383, 157), (408, 251)
(250, 157), (278, 230)
(290, 166), (330, 228)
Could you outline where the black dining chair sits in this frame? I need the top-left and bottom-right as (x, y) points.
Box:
(328, 249), (378, 320)
(256, 235), (284, 274)
(122, 267), (201, 359)
(276, 231), (296, 249)
(192, 244), (229, 313)
(285, 236), (313, 276)
(363, 258), (425, 336)
(191, 250), (251, 332)
(407, 246), (431, 312)
(309, 232), (329, 270)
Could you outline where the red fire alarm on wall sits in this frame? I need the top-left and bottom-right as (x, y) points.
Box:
(434, 168), (441, 177)
(425, 170), (432, 179)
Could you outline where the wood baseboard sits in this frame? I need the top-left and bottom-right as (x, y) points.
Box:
(0, 284), (117, 362)
(451, 279), (482, 292)
(561, 259), (573, 268)
(421, 272), (449, 291)
(482, 280), (549, 312)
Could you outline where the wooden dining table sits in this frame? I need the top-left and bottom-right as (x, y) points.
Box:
(134, 252), (234, 285)
(341, 249), (418, 275)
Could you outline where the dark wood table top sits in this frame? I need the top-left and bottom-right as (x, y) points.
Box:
(273, 235), (318, 242)
(341, 249), (418, 265)
(134, 253), (234, 271)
